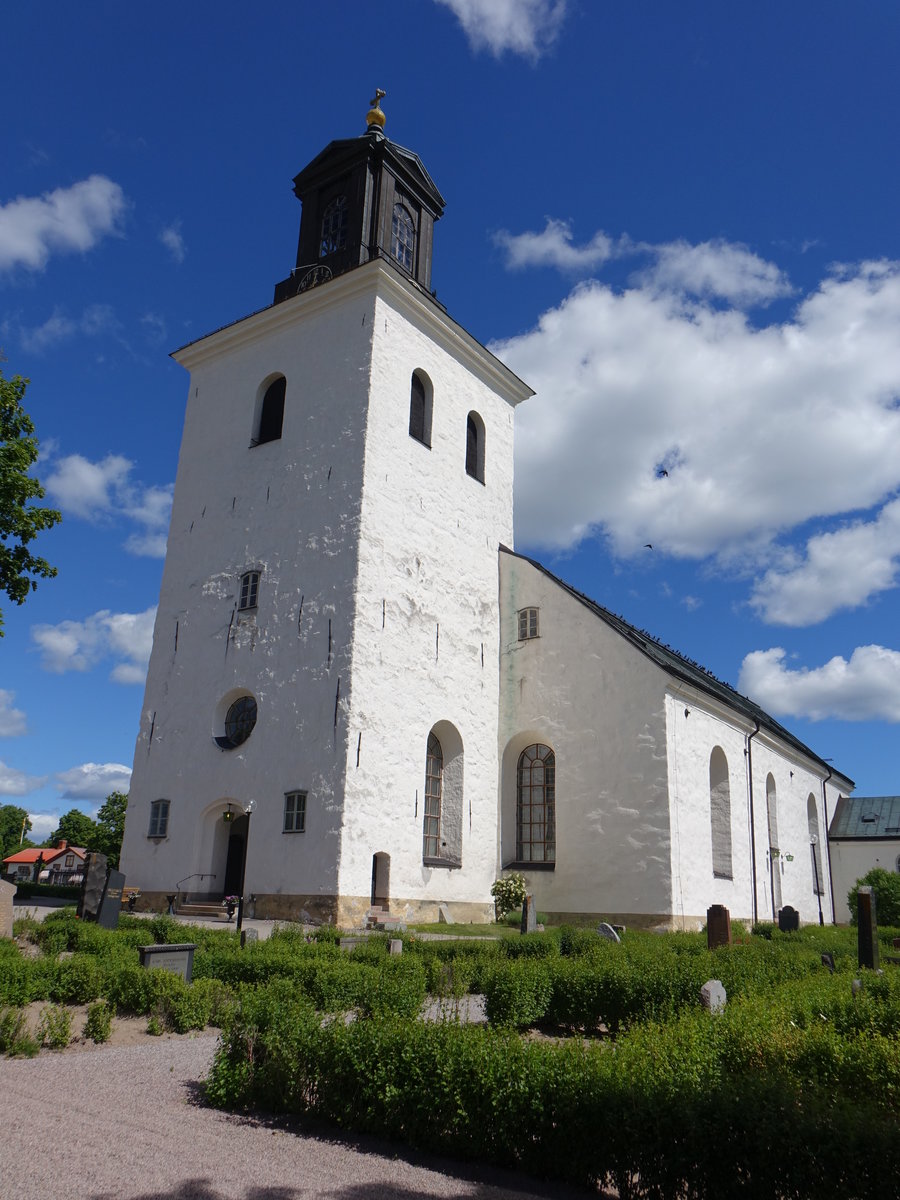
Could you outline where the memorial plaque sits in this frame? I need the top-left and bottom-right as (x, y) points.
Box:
(778, 905), (800, 933)
(857, 886), (879, 970)
(706, 904), (732, 950)
(139, 943), (197, 982)
(97, 869), (126, 930)
(521, 893), (537, 934)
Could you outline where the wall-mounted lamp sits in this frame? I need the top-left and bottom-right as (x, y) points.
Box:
(223, 804), (234, 823)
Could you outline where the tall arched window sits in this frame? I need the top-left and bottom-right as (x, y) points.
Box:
(391, 203), (415, 272)
(465, 411), (485, 483)
(766, 774), (782, 915)
(807, 794), (824, 895)
(516, 744), (555, 863)
(319, 195), (347, 256)
(409, 370), (432, 447)
(256, 376), (286, 445)
(423, 732), (443, 859)
(709, 747), (732, 879)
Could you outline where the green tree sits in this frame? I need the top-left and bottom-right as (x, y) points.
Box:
(847, 867), (900, 927)
(0, 365), (61, 635)
(95, 791), (128, 868)
(49, 808), (100, 851)
(0, 803), (32, 861)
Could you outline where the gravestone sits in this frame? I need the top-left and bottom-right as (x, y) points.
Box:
(821, 952), (836, 974)
(706, 904), (732, 950)
(389, 938), (403, 956)
(778, 905), (800, 933)
(339, 937), (364, 952)
(438, 904), (453, 925)
(700, 979), (727, 1014)
(521, 894), (537, 934)
(596, 921), (621, 943)
(97, 869), (126, 930)
(78, 852), (109, 920)
(0, 878), (15, 940)
(240, 928), (258, 948)
(857, 886), (880, 970)
(138, 943), (197, 982)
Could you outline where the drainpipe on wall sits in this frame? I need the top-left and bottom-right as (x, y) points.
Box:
(821, 768), (836, 925)
(746, 721), (761, 924)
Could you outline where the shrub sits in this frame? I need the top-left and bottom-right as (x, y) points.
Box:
(482, 959), (552, 1028)
(84, 1000), (112, 1043)
(0, 1007), (40, 1057)
(848, 868), (900, 926)
(39, 1003), (72, 1049)
(490, 872), (526, 919)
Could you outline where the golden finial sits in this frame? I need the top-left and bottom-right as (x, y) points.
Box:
(366, 89), (387, 131)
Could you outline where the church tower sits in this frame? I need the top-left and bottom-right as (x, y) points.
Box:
(120, 98), (533, 924)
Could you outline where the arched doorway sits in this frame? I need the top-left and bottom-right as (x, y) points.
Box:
(222, 814), (248, 897)
(371, 852), (390, 908)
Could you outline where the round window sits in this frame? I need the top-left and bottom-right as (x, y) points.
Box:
(224, 695), (257, 747)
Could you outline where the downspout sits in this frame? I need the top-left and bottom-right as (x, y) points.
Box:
(821, 768), (836, 925)
(746, 721), (761, 923)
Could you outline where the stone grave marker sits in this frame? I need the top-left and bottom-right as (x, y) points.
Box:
(596, 921), (621, 943)
(0, 878), (15, 940)
(97, 869), (126, 930)
(778, 905), (800, 933)
(706, 904), (731, 950)
(857, 886), (879, 970)
(438, 903), (454, 925)
(821, 952), (836, 974)
(139, 943), (197, 982)
(389, 938), (403, 956)
(521, 893), (537, 934)
(240, 928), (258, 948)
(700, 979), (727, 1014)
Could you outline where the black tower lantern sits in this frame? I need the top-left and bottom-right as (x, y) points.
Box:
(274, 91), (446, 303)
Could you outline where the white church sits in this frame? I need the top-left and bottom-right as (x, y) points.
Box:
(120, 98), (853, 929)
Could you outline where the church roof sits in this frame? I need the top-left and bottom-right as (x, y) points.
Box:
(502, 546), (852, 784)
(829, 795), (900, 839)
(292, 132), (446, 212)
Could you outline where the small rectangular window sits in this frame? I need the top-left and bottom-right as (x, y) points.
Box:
(283, 791), (307, 833)
(239, 571), (260, 611)
(148, 799), (170, 838)
(517, 607), (540, 640)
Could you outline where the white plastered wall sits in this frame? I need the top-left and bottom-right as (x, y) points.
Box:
(830, 840), (900, 923)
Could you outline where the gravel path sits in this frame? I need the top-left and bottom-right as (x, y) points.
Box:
(0, 1036), (589, 1200)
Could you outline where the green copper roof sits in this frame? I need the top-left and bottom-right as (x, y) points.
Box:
(830, 795), (900, 839)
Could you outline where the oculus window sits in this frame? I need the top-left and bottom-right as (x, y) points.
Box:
(216, 695), (257, 750)
(284, 791), (307, 834)
(148, 799), (170, 838)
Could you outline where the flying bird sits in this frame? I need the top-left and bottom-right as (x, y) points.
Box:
(657, 468), (669, 477)
(644, 544), (653, 549)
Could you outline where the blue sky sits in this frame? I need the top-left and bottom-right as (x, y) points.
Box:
(2, 1), (900, 840)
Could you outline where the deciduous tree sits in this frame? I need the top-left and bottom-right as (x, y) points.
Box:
(96, 790), (128, 868)
(0, 803), (32, 861)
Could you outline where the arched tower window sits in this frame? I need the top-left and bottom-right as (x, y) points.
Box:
(465, 411), (485, 483)
(766, 774), (782, 915)
(807, 794), (824, 895)
(517, 744), (555, 863)
(423, 732), (443, 859)
(709, 747), (732, 879)
(409, 370), (433, 447)
(255, 376), (286, 445)
(320, 195), (348, 257)
(391, 203), (416, 273)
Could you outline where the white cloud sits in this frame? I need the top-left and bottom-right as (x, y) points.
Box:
(434, 0), (566, 60)
(0, 175), (126, 273)
(55, 762), (132, 800)
(44, 453), (172, 556)
(751, 498), (900, 625)
(739, 645), (900, 723)
(19, 303), (117, 353)
(32, 606), (156, 683)
(493, 258), (900, 575)
(0, 691), (27, 737)
(27, 812), (60, 839)
(0, 761), (46, 796)
(635, 239), (794, 306)
(495, 219), (613, 271)
(159, 222), (185, 264)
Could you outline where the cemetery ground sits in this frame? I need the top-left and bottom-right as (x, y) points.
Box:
(2, 910), (900, 1198)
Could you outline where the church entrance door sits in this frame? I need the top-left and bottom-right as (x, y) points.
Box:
(371, 852), (390, 908)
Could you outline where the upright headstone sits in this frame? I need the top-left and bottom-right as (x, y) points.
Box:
(0, 878), (15, 940)
(700, 979), (727, 1014)
(97, 869), (126, 930)
(240, 928), (258, 948)
(596, 921), (621, 943)
(857, 886), (880, 970)
(438, 903), (454, 925)
(706, 904), (732, 950)
(521, 893), (537, 934)
(389, 938), (403, 956)
(778, 905), (800, 933)
(78, 852), (109, 920)
(821, 952), (836, 974)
